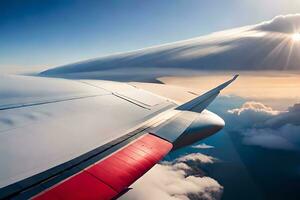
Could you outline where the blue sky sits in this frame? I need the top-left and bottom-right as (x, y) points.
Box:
(1, 0), (300, 72)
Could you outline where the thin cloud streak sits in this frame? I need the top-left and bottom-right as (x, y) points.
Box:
(41, 14), (300, 77)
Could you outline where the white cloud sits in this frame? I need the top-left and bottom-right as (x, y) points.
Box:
(192, 143), (215, 149)
(175, 153), (216, 164)
(228, 101), (300, 151)
(255, 14), (300, 33)
(41, 14), (300, 78)
(228, 101), (280, 116)
(227, 101), (281, 129)
(120, 153), (223, 200)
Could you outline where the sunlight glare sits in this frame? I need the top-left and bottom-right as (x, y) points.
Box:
(292, 33), (300, 41)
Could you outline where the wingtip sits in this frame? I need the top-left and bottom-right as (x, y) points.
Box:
(233, 74), (239, 80)
(226, 74), (239, 85)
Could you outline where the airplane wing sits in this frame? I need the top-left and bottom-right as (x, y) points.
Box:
(0, 74), (237, 200)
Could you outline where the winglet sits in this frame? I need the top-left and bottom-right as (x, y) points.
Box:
(215, 74), (238, 91)
(176, 75), (239, 113)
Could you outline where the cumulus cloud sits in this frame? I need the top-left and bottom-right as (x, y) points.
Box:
(265, 103), (300, 128)
(228, 101), (280, 116)
(120, 153), (223, 200)
(228, 101), (300, 151)
(176, 153), (216, 164)
(227, 101), (281, 129)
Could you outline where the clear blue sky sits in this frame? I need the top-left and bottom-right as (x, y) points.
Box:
(1, 0), (300, 72)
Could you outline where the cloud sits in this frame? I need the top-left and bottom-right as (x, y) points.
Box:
(242, 124), (300, 151)
(192, 143), (215, 149)
(228, 101), (280, 116)
(288, 103), (300, 112)
(255, 14), (300, 33)
(265, 103), (300, 128)
(176, 153), (217, 166)
(227, 101), (281, 129)
(228, 101), (300, 151)
(40, 14), (300, 79)
(120, 153), (223, 200)
(175, 153), (216, 164)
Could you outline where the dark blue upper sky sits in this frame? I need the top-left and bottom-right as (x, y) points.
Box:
(1, 0), (300, 72)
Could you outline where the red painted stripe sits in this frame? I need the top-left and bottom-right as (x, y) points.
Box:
(33, 134), (172, 200)
(34, 171), (117, 200)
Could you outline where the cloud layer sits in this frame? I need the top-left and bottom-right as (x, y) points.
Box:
(120, 153), (223, 200)
(243, 125), (300, 151)
(41, 14), (300, 78)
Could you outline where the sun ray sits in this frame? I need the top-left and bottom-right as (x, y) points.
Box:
(260, 33), (291, 70)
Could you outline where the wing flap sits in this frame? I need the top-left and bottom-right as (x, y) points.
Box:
(32, 134), (172, 200)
